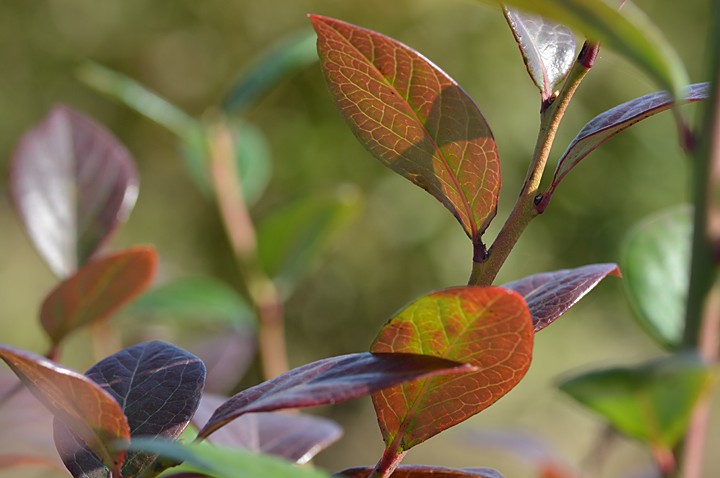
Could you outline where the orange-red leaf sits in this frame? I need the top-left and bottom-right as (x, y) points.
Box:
(310, 15), (501, 243)
(40, 246), (158, 345)
(371, 287), (533, 451)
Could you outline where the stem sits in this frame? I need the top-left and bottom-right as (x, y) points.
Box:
(368, 440), (408, 478)
(207, 118), (289, 379)
(469, 42), (599, 286)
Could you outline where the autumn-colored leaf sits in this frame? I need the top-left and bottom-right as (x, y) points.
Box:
(310, 15), (501, 244)
(197, 352), (474, 439)
(0, 345), (130, 475)
(40, 246), (158, 345)
(502, 7), (576, 101)
(503, 263), (620, 332)
(9, 105), (139, 277)
(334, 465), (505, 478)
(371, 287), (533, 451)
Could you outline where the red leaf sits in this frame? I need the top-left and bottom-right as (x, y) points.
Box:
(503, 263), (621, 332)
(371, 287), (533, 451)
(41, 246), (158, 345)
(197, 352), (474, 439)
(9, 105), (139, 277)
(0, 345), (130, 474)
(310, 15), (501, 244)
(334, 465), (505, 478)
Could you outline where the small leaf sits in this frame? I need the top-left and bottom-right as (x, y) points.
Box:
(622, 206), (691, 349)
(54, 341), (206, 478)
(41, 246), (158, 345)
(192, 394), (342, 464)
(334, 465), (505, 478)
(9, 105), (139, 277)
(0, 345), (130, 474)
(502, 7), (576, 101)
(310, 15), (501, 244)
(371, 287), (533, 451)
(551, 83), (708, 192)
(197, 352), (475, 439)
(189, 330), (257, 394)
(558, 354), (712, 449)
(503, 263), (620, 332)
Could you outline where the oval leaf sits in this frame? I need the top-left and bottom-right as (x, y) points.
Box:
(503, 263), (620, 332)
(0, 345), (130, 474)
(502, 7), (576, 101)
(551, 83), (708, 192)
(41, 246), (158, 345)
(53, 341), (206, 478)
(189, 330), (257, 394)
(310, 15), (501, 243)
(9, 105), (139, 277)
(334, 465), (505, 478)
(371, 287), (533, 451)
(197, 352), (475, 439)
(621, 206), (691, 349)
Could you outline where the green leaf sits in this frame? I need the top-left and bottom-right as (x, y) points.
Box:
(558, 354), (712, 449)
(622, 206), (691, 349)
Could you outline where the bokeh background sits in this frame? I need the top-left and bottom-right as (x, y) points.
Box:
(0, 0), (715, 477)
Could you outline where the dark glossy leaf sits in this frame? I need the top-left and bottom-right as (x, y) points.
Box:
(502, 7), (576, 101)
(371, 287), (533, 451)
(41, 246), (158, 345)
(334, 465), (504, 478)
(0, 345), (130, 474)
(550, 83), (708, 193)
(310, 15), (501, 244)
(223, 29), (318, 114)
(622, 206), (691, 349)
(9, 105), (139, 277)
(197, 352), (474, 439)
(54, 341), (206, 478)
(193, 394), (341, 464)
(558, 354), (712, 449)
(503, 263), (620, 332)
(189, 330), (257, 394)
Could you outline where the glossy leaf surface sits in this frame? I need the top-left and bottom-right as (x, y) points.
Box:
(558, 354), (712, 448)
(371, 287), (533, 450)
(41, 246), (158, 345)
(10, 105), (139, 277)
(311, 15), (500, 243)
(502, 7), (576, 100)
(503, 263), (620, 332)
(551, 83), (708, 192)
(622, 206), (691, 349)
(0, 345), (130, 473)
(193, 394), (342, 464)
(334, 465), (504, 478)
(197, 352), (474, 439)
(54, 341), (206, 478)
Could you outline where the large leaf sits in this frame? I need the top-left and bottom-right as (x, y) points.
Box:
(53, 341), (206, 478)
(558, 354), (712, 449)
(310, 15), (501, 244)
(621, 206), (691, 349)
(9, 105), (139, 277)
(41, 246), (158, 345)
(334, 465), (505, 478)
(503, 263), (620, 332)
(502, 7), (576, 101)
(550, 83), (708, 193)
(371, 287), (533, 451)
(192, 394), (342, 464)
(197, 352), (475, 439)
(0, 345), (130, 474)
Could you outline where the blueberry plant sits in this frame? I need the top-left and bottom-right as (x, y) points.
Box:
(0, 1), (718, 478)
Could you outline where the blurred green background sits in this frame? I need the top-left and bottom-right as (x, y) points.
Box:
(0, 0), (715, 477)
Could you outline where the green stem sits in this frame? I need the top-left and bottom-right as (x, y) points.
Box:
(469, 42), (599, 286)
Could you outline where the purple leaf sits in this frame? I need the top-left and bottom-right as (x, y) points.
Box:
(550, 83), (708, 194)
(188, 329), (257, 395)
(197, 352), (475, 439)
(334, 465), (505, 478)
(503, 7), (576, 101)
(9, 105), (139, 277)
(54, 341), (206, 478)
(503, 263), (620, 332)
(193, 394), (342, 464)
